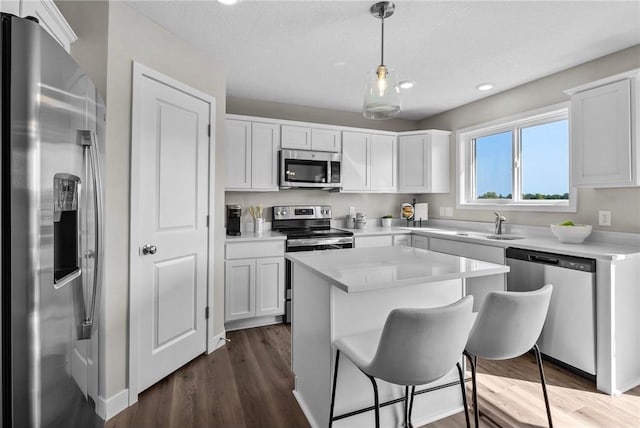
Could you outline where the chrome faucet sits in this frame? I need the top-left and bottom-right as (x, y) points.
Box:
(494, 212), (506, 235)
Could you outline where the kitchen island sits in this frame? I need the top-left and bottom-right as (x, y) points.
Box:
(286, 246), (510, 428)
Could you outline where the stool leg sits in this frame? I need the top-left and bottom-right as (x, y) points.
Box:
(533, 345), (553, 428)
(404, 386), (409, 427)
(464, 351), (479, 428)
(408, 385), (415, 427)
(328, 350), (340, 428)
(457, 362), (471, 428)
(366, 375), (380, 428)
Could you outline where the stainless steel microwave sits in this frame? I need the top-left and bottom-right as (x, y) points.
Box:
(279, 149), (342, 189)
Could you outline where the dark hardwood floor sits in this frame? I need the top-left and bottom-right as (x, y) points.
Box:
(107, 324), (640, 428)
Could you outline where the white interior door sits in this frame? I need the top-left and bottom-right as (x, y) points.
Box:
(131, 64), (211, 395)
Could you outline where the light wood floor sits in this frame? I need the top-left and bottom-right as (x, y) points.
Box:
(106, 324), (640, 428)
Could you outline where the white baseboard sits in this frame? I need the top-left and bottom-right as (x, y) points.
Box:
(208, 330), (228, 354)
(97, 388), (129, 421)
(225, 315), (283, 332)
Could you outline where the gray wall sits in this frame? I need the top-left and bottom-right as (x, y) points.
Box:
(418, 45), (640, 233)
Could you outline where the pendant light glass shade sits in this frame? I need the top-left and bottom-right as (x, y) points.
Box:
(363, 65), (400, 119)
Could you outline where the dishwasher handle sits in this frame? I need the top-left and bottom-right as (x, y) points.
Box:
(528, 254), (559, 265)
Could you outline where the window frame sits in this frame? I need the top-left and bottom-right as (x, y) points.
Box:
(457, 102), (577, 212)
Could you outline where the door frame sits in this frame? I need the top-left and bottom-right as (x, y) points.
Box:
(128, 62), (216, 405)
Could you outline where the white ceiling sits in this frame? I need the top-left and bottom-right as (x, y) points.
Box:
(129, 1), (640, 120)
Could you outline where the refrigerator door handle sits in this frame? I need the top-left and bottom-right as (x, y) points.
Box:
(78, 130), (104, 340)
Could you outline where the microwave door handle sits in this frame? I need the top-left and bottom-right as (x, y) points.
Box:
(78, 130), (104, 340)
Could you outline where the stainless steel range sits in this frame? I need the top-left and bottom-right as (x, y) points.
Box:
(272, 205), (354, 323)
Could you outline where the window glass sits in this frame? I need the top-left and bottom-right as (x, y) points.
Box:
(474, 131), (512, 199)
(521, 120), (569, 200)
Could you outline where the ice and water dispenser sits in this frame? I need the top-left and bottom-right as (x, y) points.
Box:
(53, 174), (80, 284)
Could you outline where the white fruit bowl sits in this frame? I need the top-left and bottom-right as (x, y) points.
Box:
(550, 224), (592, 244)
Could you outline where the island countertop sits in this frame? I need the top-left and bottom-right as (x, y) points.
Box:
(286, 246), (509, 293)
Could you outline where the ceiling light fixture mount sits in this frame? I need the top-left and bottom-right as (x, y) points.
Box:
(363, 1), (401, 120)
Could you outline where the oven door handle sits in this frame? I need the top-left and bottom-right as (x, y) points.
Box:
(287, 237), (353, 247)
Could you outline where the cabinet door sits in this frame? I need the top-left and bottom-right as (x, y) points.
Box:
(429, 238), (505, 311)
(398, 134), (429, 192)
(225, 120), (252, 189)
(311, 128), (342, 152)
(412, 235), (429, 249)
(342, 131), (370, 191)
(251, 122), (280, 190)
(393, 234), (411, 247)
(281, 125), (311, 149)
(255, 257), (285, 317)
(355, 235), (393, 248)
(429, 133), (450, 193)
(225, 259), (256, 321)
(571, 79), (633, 187)
(370, 134), (397, 192)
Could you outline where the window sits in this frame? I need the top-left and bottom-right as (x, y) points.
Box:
(458, 103), (576, 212)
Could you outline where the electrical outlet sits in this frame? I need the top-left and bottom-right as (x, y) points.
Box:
(349, 206), (355, 215)
(598, 210), (611, 226)
(445, 207), (453, 217)
(439, 207), (445, 216)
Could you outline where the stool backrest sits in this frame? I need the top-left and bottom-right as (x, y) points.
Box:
(367, 295), (473, 386)
(465, 284), (553, 360)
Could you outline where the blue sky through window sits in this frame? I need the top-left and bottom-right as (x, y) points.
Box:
(474, 120), (568, 198)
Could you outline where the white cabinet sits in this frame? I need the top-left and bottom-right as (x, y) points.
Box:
(2, 0), (77, 52)
(412, 235), (429, 250)
(281, 125), (341, 152)
(355, 235), (393, 248)
(429, 237), (505, 311)
(393, 234), (411, 247)
(225, 241), (285, 322)
(225, 119), (280, 191)
(397, 131), (450, 193)
(342, 131), (396, 192)
(568, 71), (640, 188)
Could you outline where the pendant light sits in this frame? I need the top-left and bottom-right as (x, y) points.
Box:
(363, 1), (400, 120)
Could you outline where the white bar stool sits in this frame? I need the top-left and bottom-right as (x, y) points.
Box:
(464, 284), (554, 428)
(328, 296), (474, 428)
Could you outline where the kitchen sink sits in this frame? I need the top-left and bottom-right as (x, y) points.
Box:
(485, 235), (524, 240)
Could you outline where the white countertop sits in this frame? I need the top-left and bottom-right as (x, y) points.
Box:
(286, 246), (509, 293)
(224, 230), (286, 243)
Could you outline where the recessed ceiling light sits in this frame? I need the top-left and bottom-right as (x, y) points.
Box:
(217, 0), (238, 5)
(476, 82), (495, 91)
(398, 80), (415, 89)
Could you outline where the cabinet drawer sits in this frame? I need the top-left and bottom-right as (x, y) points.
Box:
(393, 234), (411, 246)
(355, 235), (393, 248)
(225, 240), (285, 259)
(429, 238), (504, 264)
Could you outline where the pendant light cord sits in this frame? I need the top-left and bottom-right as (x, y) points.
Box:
(380, 8), (385, 66)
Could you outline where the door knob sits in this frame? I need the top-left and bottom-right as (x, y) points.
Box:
(142, 244), (157, 255)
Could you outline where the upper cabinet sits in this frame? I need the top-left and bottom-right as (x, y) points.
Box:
(226, 119), (280, 191)
(1, 0), (78, 52)
(397, 130), (451, 193)
(281, 125), (341, 152)
(342, 131), (396, 192)
(566, 70), (640, 188)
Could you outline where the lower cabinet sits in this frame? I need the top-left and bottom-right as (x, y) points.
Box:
(393, 234), (412, 247)
(429, 238), (505, 311)
(225, 257), (284, 321)
(355, 235), (393, 248)
(412, 235), (429, 249)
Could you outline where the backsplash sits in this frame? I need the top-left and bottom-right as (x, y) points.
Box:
(225, 191), (415, 223)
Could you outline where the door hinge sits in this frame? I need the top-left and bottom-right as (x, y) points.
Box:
(206, 215), (209, 227)
(207, 124), (211, 137)
(205, 306), (210, 319)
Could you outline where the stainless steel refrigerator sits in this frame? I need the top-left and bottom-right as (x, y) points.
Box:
(1, 14), (105, 428)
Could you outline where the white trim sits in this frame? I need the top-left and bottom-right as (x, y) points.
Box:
(456, 102), (576, 212)
(129, 61), (216, 405)
(97, 389), (129, 421)
(208, 331), (228, 355)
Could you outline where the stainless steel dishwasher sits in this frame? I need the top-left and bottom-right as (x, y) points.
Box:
(506, 247), (596, 378)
